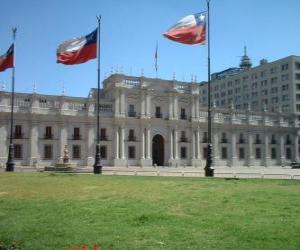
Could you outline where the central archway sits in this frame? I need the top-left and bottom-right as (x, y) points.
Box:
(152, 134), (164, 166)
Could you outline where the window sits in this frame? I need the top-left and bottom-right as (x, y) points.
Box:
(100, 128), (107, 141)
(228, 89), (233, 95)
(45, 126), (53, 139)
(271, 135), (277, 144)
(227, 81), (233, 87)
(155, 106), (162, 118)
(202, 132), (208, 143)
(203, 147), (207, 159)
(282, 95), (288, 101)
(297, 104), (300, 112)
(221, 147), (227, 159)
(296, 94), (300, 101)
(180, 147), (187, 159)
(239, 148), (245, 159)
(270, 67), (277, 74)
(271, 87), (278, 94)
(296, 73), (300, 80)
(271, 77), (278, 84)
(128, 129), (136, 141)
(271, 148), (277, 159)
(282, 84), (289, 91)
(180, 131), (187, 142)
(73, 127), (80, 140)
(14, 125), (22, 139)
(100, 146), (107, 159)
(281, 63), (289, 71)
(261, 80), (268, 86)
(255, 148), (261, 159)
(128, 104), (136, 117)
(286, 135), (291, 145)
(281, 74), (289, 81)
(14, 144), (22, 159)
(44, 145), (53, 159)
(286, 148), (292, 160)
(128, 146), (135, 159)
(239, 133), (245, 144)
(296, 62), (300, 70)
(255, 134), (261, 144)
(72, 145), (81, 159)
(180, 108), (187, 120)
(221, 133), (228, 143)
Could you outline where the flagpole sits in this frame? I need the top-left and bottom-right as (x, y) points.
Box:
(94, 16), (102, 174)
(6, 27), (17, 172)
(204, 0), (214, 177)
(155, 40), (158, 78)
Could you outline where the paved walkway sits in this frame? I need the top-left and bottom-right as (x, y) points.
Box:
(1, 166), (300, 180)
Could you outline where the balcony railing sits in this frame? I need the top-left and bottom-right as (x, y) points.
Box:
(72, 135), (82, 140)
(128, 111), (136, 117)
(155, 113), (162, 118)
(128, 136), (136, 142)
(44, 134), (54, 140)
(180, 114), (187, 120)
(13, 133), (24, 139)
(100, 135), (108, 141)
(180, 137), (188, 142)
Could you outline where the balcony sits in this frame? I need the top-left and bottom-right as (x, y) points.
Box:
(128, 136), (136, 142)
(180, 137), (188, 142)
(128, 111), (136, 117)
(72, 135), (82, 140)
(13, 133), (24, 139)
(155, 113), (163, 118)
(100, 135), (108, 141)
(180, 114), (187, 120)
(44, 134), (54, 140)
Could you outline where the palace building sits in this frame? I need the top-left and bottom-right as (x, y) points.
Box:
(0, 72), (299, 168)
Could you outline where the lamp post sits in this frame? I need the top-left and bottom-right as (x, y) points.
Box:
(93, 16), (102, 174)
(204, 0), (214, 177)
(6, 28), (17, 172)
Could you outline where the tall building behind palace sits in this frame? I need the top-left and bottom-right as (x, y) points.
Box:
(0, 55), (300, 168)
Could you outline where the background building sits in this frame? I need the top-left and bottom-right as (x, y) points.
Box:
(0, 74), (299, 168)
(200, 51), (300, 123)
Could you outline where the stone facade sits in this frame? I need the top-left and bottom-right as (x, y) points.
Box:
(0, 74), (299, 168)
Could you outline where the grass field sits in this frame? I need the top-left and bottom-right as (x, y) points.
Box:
(0, 173), (299, 250)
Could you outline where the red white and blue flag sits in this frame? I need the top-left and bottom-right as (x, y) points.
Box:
(57, 29), (97, 65)
(164, 12), (207, 45)
(0, 44), (14, 72)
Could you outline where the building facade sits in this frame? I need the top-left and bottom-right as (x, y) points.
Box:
(200, 54), (300, 122)
(0, 74), (299, 168)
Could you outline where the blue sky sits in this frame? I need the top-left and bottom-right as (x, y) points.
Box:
(0, 0), (299, 97)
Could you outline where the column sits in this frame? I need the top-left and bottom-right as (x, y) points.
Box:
(191, 130), (196, 159)
(173, 95), (178, 119)
(120, 89), (125, 116)
(294, 135), (300, 162)
(28, 122), (39, 166)
(280, 134), (285, 165)
(231, 132), (237, 166)
(146, 127), (151, 159)
(174, 129), (179, 159)
(169, 129), (173, 160)
(169, 95), (173, 119)
(58, 124), (68, 162)
(140, 93), (145, 118)
(247, 133), (254, 166)
(140, 128), (145, 159)
(114, 89), (120, 116)
(264, 133), (270, 167)
(213, 132), (219, 165)
(195, 96), (200, 119)
(146, 93), (151, 117)
(196, 130), (200, 159)
(86, 123), (95, 166)
(114, 127), (119, 159)
(191, 96), (195, 119)
(120, 126), (125, 159)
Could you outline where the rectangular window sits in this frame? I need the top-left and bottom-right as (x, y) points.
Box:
(72, 145), (81, 159)
(45, 126), (53, 139)
(255, 148), (261, 159)
(271, 148), (277, 159)
(100, 146), (107, 159)
(180, 108), (187, 120)
(100, 128), (107, 140)
(128, 129), (135, 141)
(296, 73), (300, 80)
(221, 147), (227, 159)
(14, 125), (22, 139)
(286, 148), (292, 160)
(155, 106), (162, 118)
(281, 63), (288, 71)
(128, 146), (135, 159)
(203, 147), (207, 159)
(73, 127), (80, 140)
(128, 104), (136, 117)
(44, 145), (53, 159)
(202, 132), (208, 143)
(14, 144), (22, 159)
(295, 62), (300, 70)
(239, 148), (245, 159)
(180, 147), (187, 159)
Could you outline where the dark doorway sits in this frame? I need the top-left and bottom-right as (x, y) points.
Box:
(152, 134), (164, 166)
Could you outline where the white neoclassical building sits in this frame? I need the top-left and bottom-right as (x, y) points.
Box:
(0, 74), (299, 168)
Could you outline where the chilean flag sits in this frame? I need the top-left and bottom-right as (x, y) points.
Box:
(164, 12), (207, 45)
(57, 29), (97, 65)
(0, 44), (14, 72)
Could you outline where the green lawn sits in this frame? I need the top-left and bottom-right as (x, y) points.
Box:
(0, 173), (299, 250)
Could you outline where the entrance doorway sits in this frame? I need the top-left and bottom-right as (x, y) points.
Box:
(152, 134), (164, 166)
